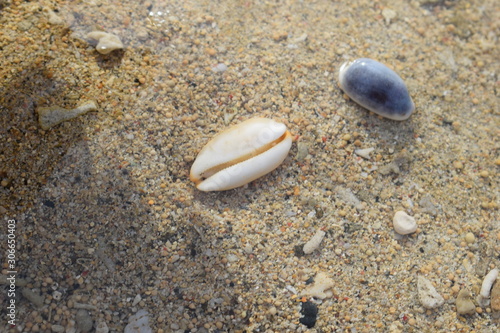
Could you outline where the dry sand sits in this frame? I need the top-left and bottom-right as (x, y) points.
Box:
(1, 0), (499, 332)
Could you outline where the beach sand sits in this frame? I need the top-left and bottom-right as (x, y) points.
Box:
(1, 0), (498, 331)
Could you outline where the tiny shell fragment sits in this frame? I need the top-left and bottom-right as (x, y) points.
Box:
(301, 272), (334, 299)
(339, 58), (415, 120)
(37, 101), (98, 130)
(87, 31), (124, 54)
(417, 275), (444, 309)
(354, 147), (374, 160)
(303, 230), (326, 254)
(477, 268), (499, 307)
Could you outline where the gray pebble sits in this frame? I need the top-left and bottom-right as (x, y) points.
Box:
(296, 142), (310, 161)
(75, 309), (93, 333)
(124, 309), (152, 333)
(21, 287), (44, 308)
(95, 319), (109, 333)
(51, 324), (65, 333)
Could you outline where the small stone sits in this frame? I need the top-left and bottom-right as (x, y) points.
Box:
(95, 319), (109, 333)
(205, 47), (217, 56)
(272, 31), (288, 41)
(51, 324), (65, 333)
(243, 243), (253, 254)
(335, 186), (363, 210)
(124, 310), (152, 333)
(296, 142), (310, 161)
(456, 289), (476, 316)
(75, 309), (93, 333)
(299, 301), (318, 328)
(417, 275), (444, 309)
(491, 281), (500, 312)
(419, 194), (438, 216)
(479, 170), (489, 178)
(226, 254), (239, 263)
(342, 133), (352, 141)
(268, 306), (277, 315)
(464, 232), (475, 244)
(382, 8), (397, 24)
(17, 20), (32, 31)
(46, 9), (65, 25)
(453, 161), (463, 169)
(132, 294), (141, 306)
(37, 101), (98, 130)
(212, 63), (228, 73)
(21, 288), (44, 308)
(393, 211), (417, 235)
(87, 31), (124, 54)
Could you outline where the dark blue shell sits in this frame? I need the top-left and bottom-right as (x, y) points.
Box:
(339, 58), (414, 120)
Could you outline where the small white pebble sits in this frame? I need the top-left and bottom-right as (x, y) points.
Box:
(226, 254), (239, 263)
(212, 63), (228, 73)
(393, 211), (417, 235)
(303, 229), (326, 254)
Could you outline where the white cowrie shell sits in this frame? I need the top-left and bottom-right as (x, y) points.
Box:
(190, 117), (293, 191)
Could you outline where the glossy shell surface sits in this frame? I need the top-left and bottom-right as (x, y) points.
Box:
(190, 117), (292, 191)
(339, 58), (415, 120)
